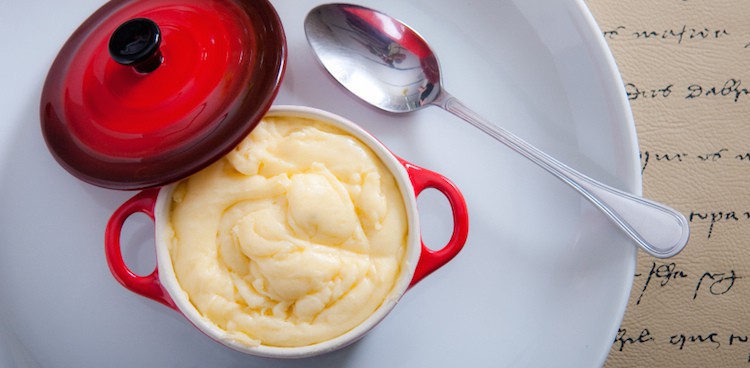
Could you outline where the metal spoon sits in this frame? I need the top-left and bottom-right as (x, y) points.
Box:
(304, 3), (689, 258)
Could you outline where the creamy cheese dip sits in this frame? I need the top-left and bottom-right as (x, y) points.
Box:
(167, 115), (408, 347)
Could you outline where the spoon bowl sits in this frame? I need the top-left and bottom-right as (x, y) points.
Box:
(305, 4), (442, 112)
(305, 3), (689, 258)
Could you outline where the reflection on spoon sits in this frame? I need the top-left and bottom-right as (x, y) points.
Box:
(304, 3), (689, 258)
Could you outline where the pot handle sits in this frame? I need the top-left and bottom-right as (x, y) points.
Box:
(400, 158), (469, 287)
(104, 188), (177, 310)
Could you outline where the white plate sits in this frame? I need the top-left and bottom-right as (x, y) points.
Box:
(0, 0), (638, 366)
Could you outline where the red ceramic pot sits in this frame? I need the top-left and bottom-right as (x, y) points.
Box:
(105, 106), (469, 358)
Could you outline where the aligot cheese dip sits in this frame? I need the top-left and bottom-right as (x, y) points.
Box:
(166, 115), (408, 347)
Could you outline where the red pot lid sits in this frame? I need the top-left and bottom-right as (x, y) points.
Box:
(41, 0), (286, 190)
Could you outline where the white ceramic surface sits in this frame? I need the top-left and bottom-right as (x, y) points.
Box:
(0, 0), (638, 367)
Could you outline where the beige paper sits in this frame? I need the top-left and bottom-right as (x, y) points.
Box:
(582, 0), (750, 366)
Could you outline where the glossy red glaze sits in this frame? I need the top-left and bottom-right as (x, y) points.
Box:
(104, 188), (177, 310)
(400, 158), (469, 287)
(41, 0), (286, 190)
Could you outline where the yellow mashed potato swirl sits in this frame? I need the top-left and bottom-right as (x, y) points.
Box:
(167, 115), (408, 347)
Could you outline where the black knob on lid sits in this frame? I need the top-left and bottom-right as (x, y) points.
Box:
(109, 18), (163, 73)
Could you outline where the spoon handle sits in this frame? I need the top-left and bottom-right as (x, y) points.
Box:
(434, 92), (689, 258)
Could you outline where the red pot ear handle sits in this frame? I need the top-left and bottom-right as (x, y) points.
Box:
(399, 158), (469, 287)
(104, 189), (176, 310)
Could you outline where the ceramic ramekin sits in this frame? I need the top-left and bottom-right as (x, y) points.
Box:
(104, 105), (469, 358)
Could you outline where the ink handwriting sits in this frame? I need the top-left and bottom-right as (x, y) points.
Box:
(626, 80), (749, 103)
(602, 25), (731, 44)
(634, 262), (740, 304)
(640, 149), (750, 174)
(689, 211), (750, 239)
(614, 329), (750, 360)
